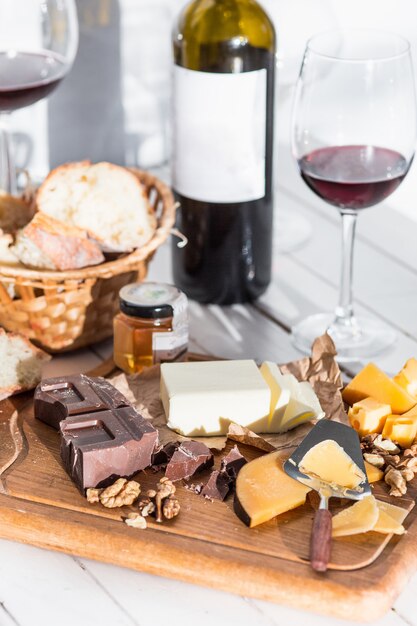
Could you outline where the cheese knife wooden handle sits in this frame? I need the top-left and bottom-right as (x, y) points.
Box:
(310, 508), (332, 572)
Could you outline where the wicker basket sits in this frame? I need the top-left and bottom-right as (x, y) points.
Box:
(0, 169), (176, 352)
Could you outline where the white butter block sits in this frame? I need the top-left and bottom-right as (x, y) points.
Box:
(160, 360), (270, 436)
(259, 361), (290, 431)
(260, 361), (325, 433)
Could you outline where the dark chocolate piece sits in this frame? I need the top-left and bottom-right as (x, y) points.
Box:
(201, 470), (230, 501)
(165, 441), (214, 482)
(60, 406), (158, 492)
(151, 442), (180, 472)
(221, 445), (247, 481)
(34, 374), (130, 430)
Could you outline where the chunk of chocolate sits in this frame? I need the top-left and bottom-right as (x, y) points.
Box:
(221, 445), (247, 481)
(34, 374), (130, 429)
(165, 441), (214, 482)
(201, 470), (230, 501)
(60, 406), (158, 492)
(151, 442), (180, 472)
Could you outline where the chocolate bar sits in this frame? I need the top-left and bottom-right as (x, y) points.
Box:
(61, 406), (158, 492)
(34, 374), (158, 493)
(165, 441), (214, 482)
(221, 445), (247, 480)
(34, 374), (130, 430)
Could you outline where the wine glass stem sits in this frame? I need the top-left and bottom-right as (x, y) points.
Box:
(0, 112), (16, 195)
(334, 210), (357, 328)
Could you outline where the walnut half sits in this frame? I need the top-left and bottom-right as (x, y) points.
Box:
(99, 478), (141, 508)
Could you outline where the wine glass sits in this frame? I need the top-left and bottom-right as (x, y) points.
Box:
(0, 0), (78, 194)
(292, 29), (416, 361)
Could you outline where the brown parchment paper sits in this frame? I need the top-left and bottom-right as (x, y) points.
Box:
(110, 333), (347, 453)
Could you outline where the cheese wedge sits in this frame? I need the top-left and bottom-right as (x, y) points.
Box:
(342, 363), (416, 414)
(332, 496), (379, 537)
(234, 450), (311, 528)
(260, 362), (324, 433)
(373, 501), (407, 535)
(394, 358), (417, 399)
(348, 397), (391, 437)
(382, 408), (417, 448)
(333, 496), (408, 537)
(364, 460), (384, 483)
(299, 439), (365, 489)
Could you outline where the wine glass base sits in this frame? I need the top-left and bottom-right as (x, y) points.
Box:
(291, 313), (397, 362)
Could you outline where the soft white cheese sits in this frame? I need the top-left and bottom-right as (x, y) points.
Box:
(260, 361), (325, 433)
(160, 360), (270, 436)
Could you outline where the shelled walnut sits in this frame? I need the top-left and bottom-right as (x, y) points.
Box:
(361, 435), (417, 497)
(86, 478), (141, 508)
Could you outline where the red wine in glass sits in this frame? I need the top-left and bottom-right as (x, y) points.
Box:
(298, 145), (409, 210)
(0, 50), (67, 111)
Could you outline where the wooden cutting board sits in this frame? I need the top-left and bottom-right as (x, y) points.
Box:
(1, 368), (417, 622)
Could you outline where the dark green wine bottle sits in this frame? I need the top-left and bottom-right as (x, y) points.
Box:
(172, 0), (276, 304)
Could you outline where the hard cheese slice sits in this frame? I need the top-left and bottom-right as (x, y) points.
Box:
(260, 361), (324, 433)
(234, 450), (311, 528)
(382, 408), (417, 448)
(348, 397), (391, 437)
(160, 360), (270, 436)
(332, 496), (408, 537)
(342, 363), (416, 414)
(332, 496), (379, 537)
(373, 501), (408, 535)
(394, 358), (417, 399)
(299, 439), (365, 489)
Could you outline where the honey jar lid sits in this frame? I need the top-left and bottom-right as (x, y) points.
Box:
(119, 282), (186, 319)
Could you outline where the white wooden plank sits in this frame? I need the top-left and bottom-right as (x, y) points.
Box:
(76, 558), (282, 626)
(0, 603), (19, 626)
(0, 540), (136, 626)
(392, 572), (417, 626)
(259, 255), (417, 375)
(250, 596), (408, 626)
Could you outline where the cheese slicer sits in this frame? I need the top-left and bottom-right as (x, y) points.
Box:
(284, 420), (371, 573)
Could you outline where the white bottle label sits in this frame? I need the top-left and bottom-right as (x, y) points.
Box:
(173, 65), (267, 204)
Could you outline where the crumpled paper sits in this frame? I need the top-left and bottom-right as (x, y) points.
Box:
(110, 333), (348, 453)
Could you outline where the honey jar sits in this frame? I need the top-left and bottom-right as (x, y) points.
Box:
(113, 282), (188, 374)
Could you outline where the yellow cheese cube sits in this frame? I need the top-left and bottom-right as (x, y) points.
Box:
(382, 409), (417, 448)
(393, 358), (417, 399)
(342, 363), (416, 414)
(364, 461), (384, 483)
(348, 397), (391, 437)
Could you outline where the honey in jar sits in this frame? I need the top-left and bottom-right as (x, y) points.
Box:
(113, 282), (188, 374)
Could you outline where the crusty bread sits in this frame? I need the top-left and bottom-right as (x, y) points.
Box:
(12, 212), (105, 271)
(0, 191), (35, 234)
(36, 161), (156, 252)
(0, 229), (20, 267)
(0, 328), (51, 401)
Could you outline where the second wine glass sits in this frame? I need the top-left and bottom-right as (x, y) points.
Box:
(292, 29), (416, 361)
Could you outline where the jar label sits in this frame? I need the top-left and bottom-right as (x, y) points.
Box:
(173, 65), (267, 203)
(152, 327), (188, 363)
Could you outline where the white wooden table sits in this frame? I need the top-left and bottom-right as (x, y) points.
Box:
(2, 159), (417, 625)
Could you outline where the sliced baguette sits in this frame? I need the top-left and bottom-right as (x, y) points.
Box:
(36, 161), (156, 252)
(0, 229), (20, 267)
(12, 212), (105, 271)
(0, 328), (51, 400)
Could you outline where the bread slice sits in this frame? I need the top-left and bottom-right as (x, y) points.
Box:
(0, 328), (51, 401)
(36, 161), (156, 252)
(12, 212), (105, 271)
(0, 229), (20, 267)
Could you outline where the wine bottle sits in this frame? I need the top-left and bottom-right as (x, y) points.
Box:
(172, 0), (276, 304)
